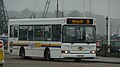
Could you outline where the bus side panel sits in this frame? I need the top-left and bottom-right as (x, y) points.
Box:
(24, 47), (33, 57)
(25, 47), (45, 57)
(12, 46), (20, 56)
(50, 48), (61, 58)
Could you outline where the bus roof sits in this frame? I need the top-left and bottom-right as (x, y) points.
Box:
(9, 17), (95, 21)
(9, 17), (96, 25)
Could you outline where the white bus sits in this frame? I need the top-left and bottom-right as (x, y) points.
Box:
(8, 17), (96, 62)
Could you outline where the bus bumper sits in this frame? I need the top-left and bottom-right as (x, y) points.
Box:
(61, 54), (96, 59)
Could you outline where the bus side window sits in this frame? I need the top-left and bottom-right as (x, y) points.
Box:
(10, 25), (18, 38)
(52, 25), (61, 41)
(14, 26), (18, 38)
(34, 25), (44, 41)
(28, 25), (33, 41)
(19, 25), (27, 40)
(44, 25), (51, 41)
(10, 25), (14, 37)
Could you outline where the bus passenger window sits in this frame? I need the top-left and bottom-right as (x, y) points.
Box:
(14, 26), (18, 38)
(44, 25), (51, 41)
(19, 25), (27, 40)
(52, 25), (61, 41)
(28, 26), (33, 41)
(10, 25), (14, 37)
(34, 25), (44, 41)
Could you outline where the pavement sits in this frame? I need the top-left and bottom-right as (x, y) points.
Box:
(83, 56), (120, 64)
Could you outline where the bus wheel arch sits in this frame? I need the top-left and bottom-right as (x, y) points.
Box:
(19, 46), (25, 59)
(44, 47), (51, 61)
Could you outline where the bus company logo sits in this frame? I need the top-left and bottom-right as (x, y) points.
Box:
(78, 46), (83, 51)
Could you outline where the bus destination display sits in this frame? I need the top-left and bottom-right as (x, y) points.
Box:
(67, 18), (93, 24)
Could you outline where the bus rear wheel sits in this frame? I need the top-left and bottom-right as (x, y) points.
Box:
(44, 49), (51, 61)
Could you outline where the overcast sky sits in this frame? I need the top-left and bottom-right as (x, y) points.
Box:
(4, 0), (120, 19)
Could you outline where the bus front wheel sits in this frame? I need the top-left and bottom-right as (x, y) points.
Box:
(20, 47), (25, 59)
(44, 49), (51, 61)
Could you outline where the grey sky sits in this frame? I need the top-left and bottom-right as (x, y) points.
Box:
(4, 0), (120, 19)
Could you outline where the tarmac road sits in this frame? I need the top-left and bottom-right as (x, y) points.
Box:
(3, 53), (120, 67)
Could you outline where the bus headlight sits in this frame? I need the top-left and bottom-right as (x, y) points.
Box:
(0, 50), (4, 61)
(90, 50), (96, 54)
(61, 50), (70, 54)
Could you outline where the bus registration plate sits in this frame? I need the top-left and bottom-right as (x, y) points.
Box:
(77, 55), (84, 57)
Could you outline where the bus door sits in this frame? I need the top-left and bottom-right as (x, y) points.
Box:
(10, 25), (19, 41)
(9, 25), (19, 53)
(62, 25), (96, 54)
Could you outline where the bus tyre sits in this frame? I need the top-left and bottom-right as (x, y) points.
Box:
(74, 58), (81, 62)
(20, 48), (25, 59)
(44, 49), (51, 61)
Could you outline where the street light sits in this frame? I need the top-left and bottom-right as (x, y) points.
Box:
(108, 0), (110, 53)
(57, 0), (58, 18)
(83, 0), (85, 17)
(106, 16), (108, 40)
(116, 20), (120, 35)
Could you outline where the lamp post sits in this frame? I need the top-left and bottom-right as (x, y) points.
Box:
(116, 20), (120, 35)
(83, 0), (85, 17)
(108, 0), (110, 53)
(106, 16), (108, 40)
(57, 0), (58, 18)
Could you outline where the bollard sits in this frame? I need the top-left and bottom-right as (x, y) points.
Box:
(0, 40), (4, 67)
(101, 44), (108, 57)
(0, 64), (3, 67)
